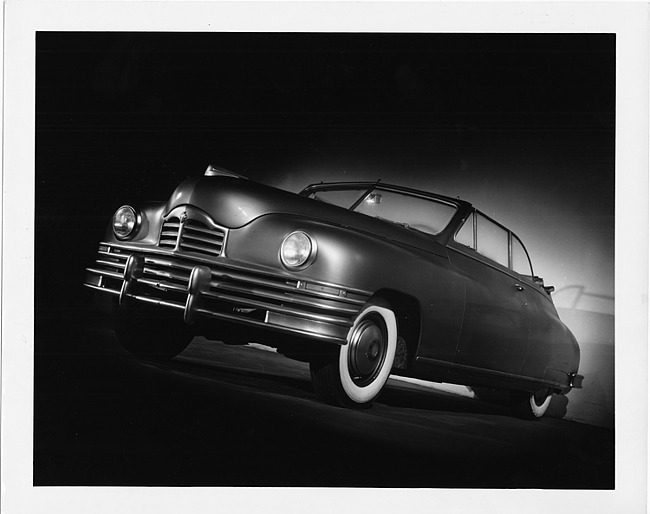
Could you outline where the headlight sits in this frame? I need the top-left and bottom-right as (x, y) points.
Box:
(112, 205), (139, 240)
(280, 231), (315, 269)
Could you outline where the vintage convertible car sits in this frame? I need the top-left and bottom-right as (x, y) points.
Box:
(85, 165), (583, 419)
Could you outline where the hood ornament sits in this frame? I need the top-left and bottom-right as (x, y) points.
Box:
(204, 164), (249, 180)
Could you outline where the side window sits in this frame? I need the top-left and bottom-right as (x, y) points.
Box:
(512, 235), (533, 277)
(455, 210), (532, 275)
(476, 213), (508, 268)
(455, 212), (475, 248)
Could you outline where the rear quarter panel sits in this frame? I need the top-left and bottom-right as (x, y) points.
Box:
(522, 284), (581, 387)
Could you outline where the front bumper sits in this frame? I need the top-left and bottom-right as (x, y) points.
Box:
(84, 242), (372, 345)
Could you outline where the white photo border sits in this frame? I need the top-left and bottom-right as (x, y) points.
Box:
(2, 2), (648, 513)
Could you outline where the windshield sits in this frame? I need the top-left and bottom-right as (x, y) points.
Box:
(308, 186), (457, 236)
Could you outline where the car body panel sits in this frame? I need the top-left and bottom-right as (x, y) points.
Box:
(522, 283), (581, 382)
(446, 242), (529, 375)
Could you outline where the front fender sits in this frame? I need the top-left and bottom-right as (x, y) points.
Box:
(226, 213), (466, 361)
(225, 213), (446, 292)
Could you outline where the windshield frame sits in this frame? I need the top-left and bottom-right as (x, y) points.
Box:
(301, 182), (462, 236)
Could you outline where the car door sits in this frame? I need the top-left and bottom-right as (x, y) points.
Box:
(446, 211), (530, 375)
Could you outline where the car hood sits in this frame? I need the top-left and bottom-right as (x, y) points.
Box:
(165, 176), (448, 257)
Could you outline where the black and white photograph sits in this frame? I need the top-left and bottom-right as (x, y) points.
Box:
(2, 2), (648, 513)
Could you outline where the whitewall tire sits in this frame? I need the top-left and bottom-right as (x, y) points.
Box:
(528, 391), (552, 418)
(510, 388), (553, 420)
(338, 306), (397, 404)
(310, 305), (397, 408)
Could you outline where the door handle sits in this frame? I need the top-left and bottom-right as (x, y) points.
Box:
(514, 284), (525, 292)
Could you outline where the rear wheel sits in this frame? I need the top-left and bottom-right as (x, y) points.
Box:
(510, 388), (552, 420)
(112, 300), (193, 360)
(310, 305), (397, 408)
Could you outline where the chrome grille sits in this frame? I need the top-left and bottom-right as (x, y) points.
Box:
(158, 217), (226, 257)
(159, 217), (180, 249)
(179, 219), (225, 257)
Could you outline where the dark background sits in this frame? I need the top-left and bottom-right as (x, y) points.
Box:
(36, 32), (615, 314)
(34, 32), (615, 486)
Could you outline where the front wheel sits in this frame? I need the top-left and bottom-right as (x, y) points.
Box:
(510, 388), (552, 420)
(112, 300), (193, 360)
(310, 305), (397, 408)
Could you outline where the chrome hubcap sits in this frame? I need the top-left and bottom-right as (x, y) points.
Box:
(348, 314), (387, 387)
(366, 340), (380, 360)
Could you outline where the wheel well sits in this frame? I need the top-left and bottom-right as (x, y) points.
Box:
(369, 289), (421, 371)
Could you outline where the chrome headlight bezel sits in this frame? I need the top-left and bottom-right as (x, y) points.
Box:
(112, 205), (141, 240)
(280, 231), (317, 270)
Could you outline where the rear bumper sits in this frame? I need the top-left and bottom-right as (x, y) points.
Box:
(569, 373), (584, 389)
(84, 242), (371, 345)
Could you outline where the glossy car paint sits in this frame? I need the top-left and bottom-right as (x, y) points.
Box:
(85, 173), (580, 396)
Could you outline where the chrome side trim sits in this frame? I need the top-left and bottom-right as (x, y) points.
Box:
(194, 307), (347, 345)
(201, 289), (353, 326)
(203, 282), (358, 315)
(415, 356), (571, 391)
